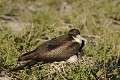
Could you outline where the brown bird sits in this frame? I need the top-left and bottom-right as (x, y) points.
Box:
(10, 29), (86, 71)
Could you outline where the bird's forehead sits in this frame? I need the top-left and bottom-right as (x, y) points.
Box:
(72, 30), (80, 35)
(68, 29), (80, 35)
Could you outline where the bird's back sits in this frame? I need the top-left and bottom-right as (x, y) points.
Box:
(18, 35), (81, 62)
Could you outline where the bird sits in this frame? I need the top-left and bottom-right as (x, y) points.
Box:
(10, 29), (87, 71)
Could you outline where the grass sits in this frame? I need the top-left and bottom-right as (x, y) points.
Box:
(0, 0), (120, 80)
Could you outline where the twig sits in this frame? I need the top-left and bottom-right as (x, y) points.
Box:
(54, 65), (67, 80)
(50, 62), (67, 80)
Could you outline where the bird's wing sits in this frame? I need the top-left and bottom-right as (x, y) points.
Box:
(35, 41), (80, 62)
(18, 35), (70, 61)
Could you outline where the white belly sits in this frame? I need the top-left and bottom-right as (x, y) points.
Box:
(67, 55), (78, 63)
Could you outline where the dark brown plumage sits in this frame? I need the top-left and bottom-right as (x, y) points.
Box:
(10, 29), (86, 71)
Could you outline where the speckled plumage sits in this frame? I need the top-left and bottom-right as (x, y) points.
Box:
(10, 29), (85, 71)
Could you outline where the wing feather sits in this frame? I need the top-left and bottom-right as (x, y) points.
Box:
(18, 35), (70, 61)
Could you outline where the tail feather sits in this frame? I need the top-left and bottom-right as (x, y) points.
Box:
(18, 52), (34, 61)
(18, 47), (38, 61)
(9, 60), (38, 71)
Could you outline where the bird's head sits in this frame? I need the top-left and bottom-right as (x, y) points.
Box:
(68, 29), (87, 44)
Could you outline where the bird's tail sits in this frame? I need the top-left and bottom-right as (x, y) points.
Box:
(9, 60), (38, 71)
(18, 51), (33, 61)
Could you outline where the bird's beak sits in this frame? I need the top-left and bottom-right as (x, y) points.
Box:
(72, 35), (87, 44)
